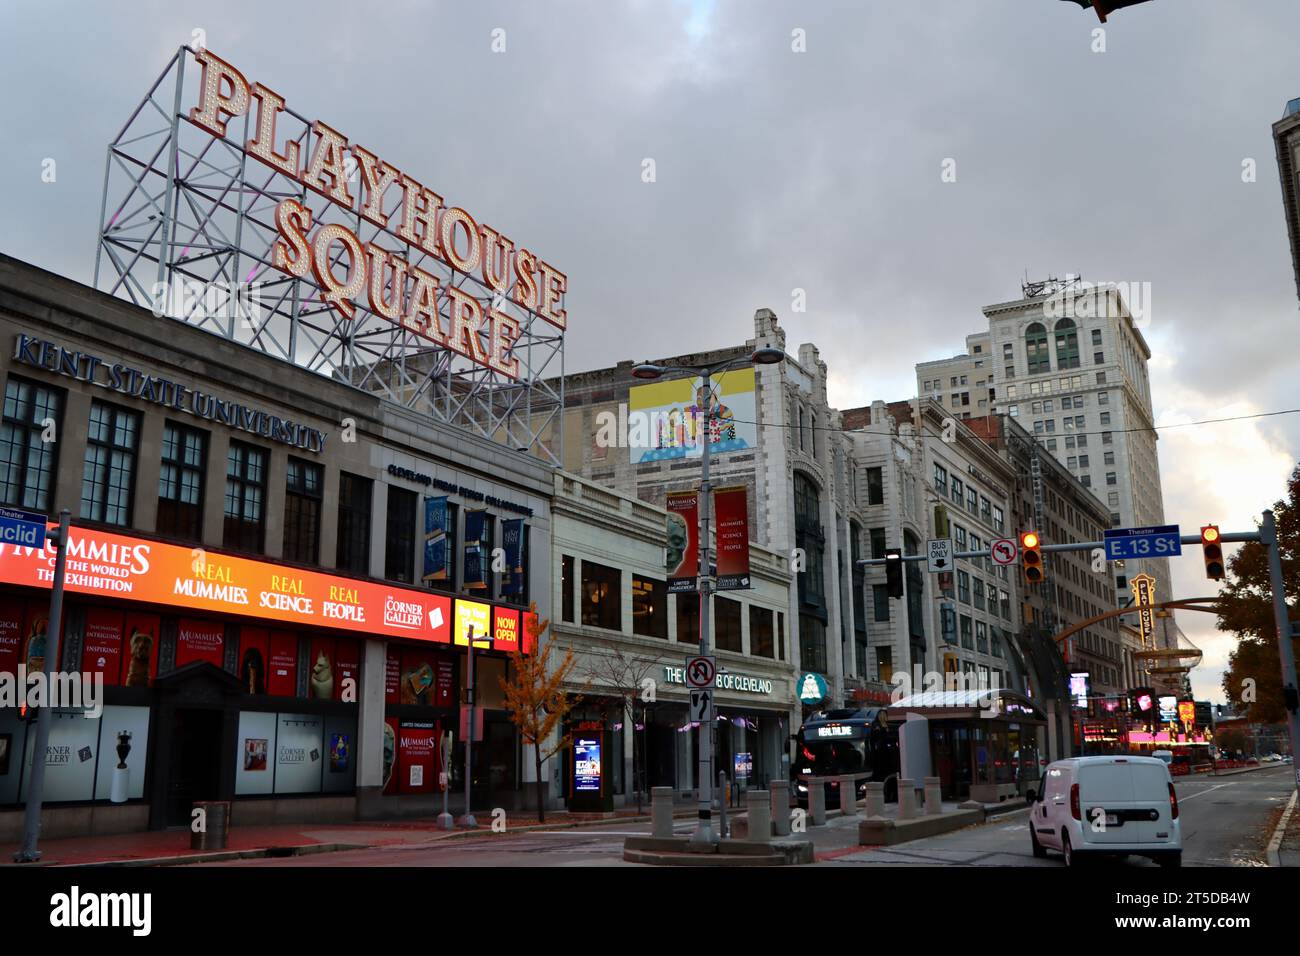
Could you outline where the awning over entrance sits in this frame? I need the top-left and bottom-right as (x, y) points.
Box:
(885, 688), (1046, 723)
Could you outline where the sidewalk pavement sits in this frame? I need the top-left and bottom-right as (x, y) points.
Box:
(726, 797), (1023, 861)
(0, 806), (692, 867)
(1269, 789), (1299, 867)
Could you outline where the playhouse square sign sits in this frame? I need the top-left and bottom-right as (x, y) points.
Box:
(186, 49), (568, 380)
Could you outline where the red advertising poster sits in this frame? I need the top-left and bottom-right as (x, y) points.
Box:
(80, 607), (125, 686)
(493, 606), (520, 653)
(238, 627), (270, 694)
(522, 611), (539, 655)
(267, 631), (299, 697)
(434, 655), (455, 708)
(0, 597), (26, 676)
(333, 638), (360, 702)
(385, 646), (401, 704)
(120, 612), (161, 687)
(665, 491), (699, 594)
(397, 723), (437, 794)
(0, 523), (454, 643)
(714, 486), (751, 591)
(382, 716), (400, 795)
(175, 618), (225, 668)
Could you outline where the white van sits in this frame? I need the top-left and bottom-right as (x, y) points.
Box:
(1027, 756), (1181, 867)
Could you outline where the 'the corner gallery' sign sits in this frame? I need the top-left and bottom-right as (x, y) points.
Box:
(185, 49), (568, 380)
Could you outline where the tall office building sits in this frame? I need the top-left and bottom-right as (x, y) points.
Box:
(1273, 97), (1300, 302)
(919, 279), (1170, 626)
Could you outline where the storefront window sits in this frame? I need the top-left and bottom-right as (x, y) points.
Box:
(283, 457), (322, 563)
(336, 472), (372, 574)
(749, 605), (774, 657)
(158, 421), (206, 541)
(561, 554), (575, 623)
(385, 487), (417, 583)
(715, 596), (742, 652)
(676, 592), (699, 644)
(799, 614), (827, 673)
(581, 560), (621, 630)
(0, 375), (63, 512)
(869, 584), (887, 622)
(632, 575), (667, 638)
(974, 726), (991, 785)
(224, 441), (267, 553)
(81, 400), (139, 526)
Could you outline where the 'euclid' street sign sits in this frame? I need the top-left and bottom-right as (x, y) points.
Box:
(0, 507), (47, 548)
(1103, 525), (1181, 561)
(927, 538), (953, 573)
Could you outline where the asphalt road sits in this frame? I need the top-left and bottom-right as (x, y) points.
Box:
(199, 766), (1294, 868)
(823, 765), (1295, 868)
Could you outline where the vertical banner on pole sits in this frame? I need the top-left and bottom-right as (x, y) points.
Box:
(423, 496), (448, 582)
(501, 518), (525, 596)
(463, 509), (487, 590)
(713, 486), (751, 591)
(665, 491), (699, 594)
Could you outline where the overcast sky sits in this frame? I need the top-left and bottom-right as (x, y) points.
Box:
(2, 0), (1298, 702)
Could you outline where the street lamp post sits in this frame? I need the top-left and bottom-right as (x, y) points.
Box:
(633, 345), (783, 846)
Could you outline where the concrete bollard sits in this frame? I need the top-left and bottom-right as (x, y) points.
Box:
(809, 779), (827, 826)
(771, 780), (791, 836)
(924, 777), (943, 816)
(651, 786), (674, 838)
(746, 790), (771, 843)
(898, 778), (918, 820)
(864, 781), (885, 818)
(838, 776), (858, 817)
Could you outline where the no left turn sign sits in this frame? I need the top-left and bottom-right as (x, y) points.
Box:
(991, 538), (1019, 566)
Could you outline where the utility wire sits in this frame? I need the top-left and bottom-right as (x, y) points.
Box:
(705, 405), (1300, 443)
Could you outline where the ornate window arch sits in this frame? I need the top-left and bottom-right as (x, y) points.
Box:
(1054, 318), (1080, 370)
(1025, 322), (1050, 374)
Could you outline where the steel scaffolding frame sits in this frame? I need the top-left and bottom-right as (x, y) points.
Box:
(94, 46), (564, 463)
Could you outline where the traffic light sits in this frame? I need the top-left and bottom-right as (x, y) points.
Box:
(1201, 525), (1224, 580)
(885, 548), (904, 599)
(1020, 531), (1044, 586)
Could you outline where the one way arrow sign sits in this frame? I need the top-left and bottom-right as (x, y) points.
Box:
(927, 538), (953, 574)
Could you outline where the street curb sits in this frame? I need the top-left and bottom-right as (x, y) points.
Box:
(1210, 763), (1285, 777)
(13, 808), (704, 867)
(26, 842), (372, 869)
(1266, 789), (1297, 868)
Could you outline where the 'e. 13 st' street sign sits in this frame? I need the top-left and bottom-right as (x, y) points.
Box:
(1103, 525), (1181, 561)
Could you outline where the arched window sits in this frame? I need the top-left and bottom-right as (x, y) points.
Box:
(1054, 318), (1080, 370)
(1025, 322), (1050, 374)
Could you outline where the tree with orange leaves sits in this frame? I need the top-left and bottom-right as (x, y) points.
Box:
(499, 606), (585, 822)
